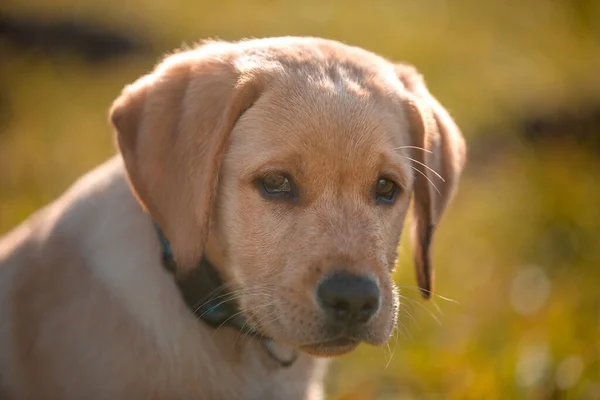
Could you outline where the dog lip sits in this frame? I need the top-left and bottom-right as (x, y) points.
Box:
(298, 336), (361, 356)
(299, 336), (360, 349)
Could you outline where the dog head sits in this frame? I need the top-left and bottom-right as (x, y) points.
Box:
(110, 37), (466, 357)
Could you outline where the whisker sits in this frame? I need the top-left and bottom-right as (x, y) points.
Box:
(400, 156), (445, 182)
(397, 300), (419, 327)
(232, 296), (282, 344)
(403, 163), (442, 195)
(212, 310), (248, 337)
(238, 318), (277, 347)
(194, 293), (246, 318)
(190, 285), (247, 311)
(433, 294), (460, 305)
(395, 285), (460, 304)
(189, 283), (230, 310)
(384, 341), (395, 370)
(213, 299), (277, 339)
(431, 300), (444, 317)
(392, 323), (400, 352)
(192, 285), (275, 315)
(404, 296), (442, 326)
(394, 317), (413, 343)
(394, 145), (432, 153)
(237, 302), (279, 344)
(247, 312), (279, 337)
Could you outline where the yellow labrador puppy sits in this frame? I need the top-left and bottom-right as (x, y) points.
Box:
(0, 37), (465, 399)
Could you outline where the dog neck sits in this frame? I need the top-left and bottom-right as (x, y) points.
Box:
(153, 222), (298, 368)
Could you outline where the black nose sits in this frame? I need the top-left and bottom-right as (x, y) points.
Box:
(317, 273), (380, 326)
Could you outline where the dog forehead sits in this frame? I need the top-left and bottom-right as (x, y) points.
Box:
(231, 76), (405, 159)
(228, 108), (382, 188)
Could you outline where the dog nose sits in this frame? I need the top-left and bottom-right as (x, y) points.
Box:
(317, 273), (380, 326)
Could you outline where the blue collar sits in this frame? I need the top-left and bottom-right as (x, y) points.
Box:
(154, 223), (298, 367)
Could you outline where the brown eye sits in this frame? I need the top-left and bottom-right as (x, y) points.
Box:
(375, 178), (399, 204)
(261, 174), (293, 197)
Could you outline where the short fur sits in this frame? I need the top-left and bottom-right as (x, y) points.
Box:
(0, 37), (466, 399)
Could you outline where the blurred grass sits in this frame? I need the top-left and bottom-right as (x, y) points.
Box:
(1, 0), (600, 398)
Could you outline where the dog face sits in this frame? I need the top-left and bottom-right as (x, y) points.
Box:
(110, 38), (466, 357)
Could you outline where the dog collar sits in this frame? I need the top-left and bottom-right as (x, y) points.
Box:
(154, 223), (298, 368)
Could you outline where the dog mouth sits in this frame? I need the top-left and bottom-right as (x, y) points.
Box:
(244, 307), (379, 357)
(246, 313), (365, 357)
(241, 314), (362, 360)
(298, 336), (361, 357)
(241, 300), (384, 358)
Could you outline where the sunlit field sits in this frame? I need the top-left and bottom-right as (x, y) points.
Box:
(1, 0), (599, 398)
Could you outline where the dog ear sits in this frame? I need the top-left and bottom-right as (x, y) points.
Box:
(395, 64), (466, 299)
(109, 46), (264, 272)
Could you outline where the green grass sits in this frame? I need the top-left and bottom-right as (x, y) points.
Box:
(1, 0), (600, 398)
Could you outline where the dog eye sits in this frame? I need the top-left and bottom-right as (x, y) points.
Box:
(375, 178), (399, 204)
(261, 174), (293, 196)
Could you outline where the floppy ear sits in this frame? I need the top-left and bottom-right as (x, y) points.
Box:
(395, 64), (467, 299)
(109, 48), (264, 272)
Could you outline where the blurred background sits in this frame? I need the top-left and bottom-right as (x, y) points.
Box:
(1, 0), (599, 398)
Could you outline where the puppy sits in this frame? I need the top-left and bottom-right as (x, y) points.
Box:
(0, 37), (466, 399)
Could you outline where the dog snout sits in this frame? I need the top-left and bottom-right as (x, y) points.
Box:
(317, 273), (380, 327)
